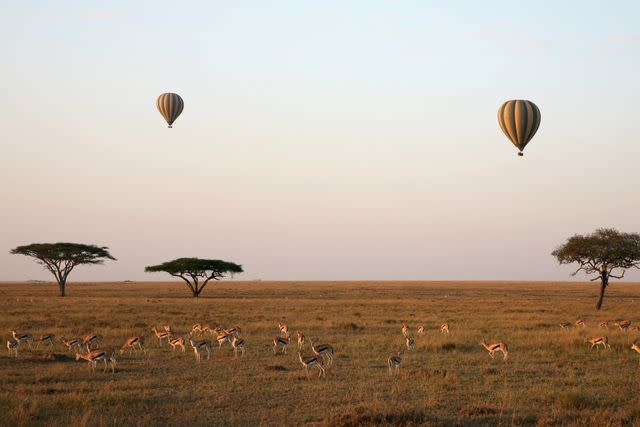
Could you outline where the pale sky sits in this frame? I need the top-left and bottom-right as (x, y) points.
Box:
(1, 1), (639, 282)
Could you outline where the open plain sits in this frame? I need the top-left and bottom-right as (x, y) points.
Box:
(1, 280), (639, 426)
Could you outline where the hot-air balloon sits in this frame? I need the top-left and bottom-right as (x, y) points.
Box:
(156, 93), (184, 128)
(497, 100), (541, 156)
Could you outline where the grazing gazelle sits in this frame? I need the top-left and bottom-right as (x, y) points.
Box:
(575, 319), (586, 328)
(278, 322), (289, 337)
(401, 323), (409, 338)
(417, 325), (425, 335)
(615, 320), (631, 331)
(11, 331), (33, 347)
(388, 350), (404, 375)
(440, 323), (450, 335)
(60, 336), (83, 352)
(188, 337), (211, 363)
(82, 334), (103, 351)
(296, 332), (306, 350)
(309, 338), (334, 366)
(35, 334), (56, 350)
(231, 336), (246, 357)
(406, 336), (415, 351)
(169, 336), (186, 352)
(586, 336), (611, 351)
(599, 321), (609, 329)
(151, 327), (172, 346)
(273, 334), (290, 354)
(6, 339), (19, 357)
(559, 322), (571, 330)
(75, 350), (117, 373)
(120, 336), (145, 355)
(297, 351), (325, 378)
(480, 340), (509, 361)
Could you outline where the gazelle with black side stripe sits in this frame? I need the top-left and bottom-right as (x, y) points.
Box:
(76, 349), (117, 373)
(120, 336), (145, 355)
(480, 340), (508, 361)
(297, 350), (325, 378)
(309, 338), (334, 366)
(586, 336), (610, 351)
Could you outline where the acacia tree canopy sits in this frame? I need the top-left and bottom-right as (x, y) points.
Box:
(145, 257), (243, 297)
(552, 228), (640, 309)
(10, 242), (116, 296)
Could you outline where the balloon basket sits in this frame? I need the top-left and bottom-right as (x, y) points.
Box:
(518, 152), (523, 157)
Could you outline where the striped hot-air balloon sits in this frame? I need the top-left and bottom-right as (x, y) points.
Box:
(156, 93), (184, 128)
(497, 100), (541, 156)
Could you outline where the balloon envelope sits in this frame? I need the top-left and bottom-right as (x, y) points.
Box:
(497, 100), (541, 156)
(157, 93), (184, 128)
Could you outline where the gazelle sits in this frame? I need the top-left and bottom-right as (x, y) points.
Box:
(216, 331), (232, 348)
(35, 334), (56, 350)
(440, 323), (450, 335)
(169, 336), (186, 352)
(309, 338), (334, 366)
(401, 323), (409, 337)
(599, 321), (609, 329)
(417, 325), (425, 335)
(189, 337), (211, 363)
(615, 320), (631, 331)
(120, 336), (145, 355)
(75, 350), (117, 373)
(60, 336), (83, 352)
(152, 327), (172, 346)
(82, 334), (103, 351)
(231, 336), (245, 357)
(559, 322), (571, 330)
(480, 340), (509, 361)
(225, 326), (242, 337)
(164, 325), (172, 333)
(6, 339), (19, 357)
(631, 342), (640, 363)
(11, 331), (33, 347)
(575, 319), (586, 328)
(273, 334), (290, 354)
(297, 351), (325, 378)
(586, 336), (610, 351)
(190, 323), (204, 335)
(296, 332), (306, 350)
(406, 336), (415, 351)
(278, 322), (289, 337)
(388, 350), (403, 375)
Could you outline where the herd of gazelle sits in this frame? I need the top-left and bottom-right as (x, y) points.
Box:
(7, 318), (640, 374)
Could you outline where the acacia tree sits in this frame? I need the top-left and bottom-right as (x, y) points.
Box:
(552, 228), (640, 310)
(145, 258), (243, 297)
(10, 243), (116, 297)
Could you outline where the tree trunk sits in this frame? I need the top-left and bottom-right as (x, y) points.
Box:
(595, 275), (608, 310)
(59, 279), (66, 297)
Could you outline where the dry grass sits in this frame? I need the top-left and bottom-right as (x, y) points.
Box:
(1, 280), (639, 426)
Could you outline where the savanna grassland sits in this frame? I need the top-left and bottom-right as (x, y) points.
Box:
(1, 281), (639, 426)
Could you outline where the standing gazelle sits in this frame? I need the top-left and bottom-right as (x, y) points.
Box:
(60, 336), (83, 352)
(152, 327), (172, 346)
(440, 323), (450, 335)
(35, 334), (56, 351)
(586, 336), (611, 352)
(278, 322), (289, 337)
(296, 332), (306, 350)
(388, 350), (403, 375)
(120, 336), (145, 355)
(169, 336), (186, 352)
(11, 331), (33, 348)
(575, 319), (586, 328)
(615, 320), (631, 331)
(82, 334), (103, 351)
(6, 339), (19, 357)
(480, 340), (509, 361)
(559, 322), (571, 330)
(417, 326), (425, 335)
(406, 336), (415, 351)
(309, 338), (334, 366)
(273, 334), (290, 354)
(189, 337), (211, 363)
(631, 342), (640, 364)
(231, 336), (246, 357)
(297, 351), (325, 378)
(401, 323), (409, 338)
(599, 321), (609, 329)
